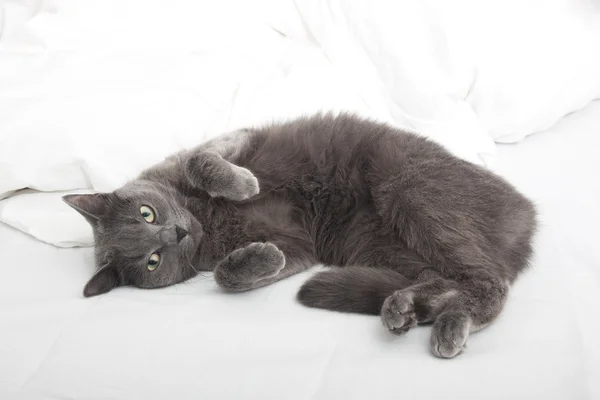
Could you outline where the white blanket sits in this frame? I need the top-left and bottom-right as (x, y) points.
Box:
(2, 1), (599, 206)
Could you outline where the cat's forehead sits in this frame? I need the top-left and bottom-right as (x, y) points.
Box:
(107, 182), (177, 219)
(96, 223), (160, 261)
(115, 180), (166, 202)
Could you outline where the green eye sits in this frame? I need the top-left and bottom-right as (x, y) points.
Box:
(140, 205), (155, 223)
(147, 252), (161, 271)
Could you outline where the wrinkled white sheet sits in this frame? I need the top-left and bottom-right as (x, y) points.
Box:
(284, 0), (600, 143)
(1, 100), (599, 400)
(2, 0), (600, 202)
(0, 189), (95, 247)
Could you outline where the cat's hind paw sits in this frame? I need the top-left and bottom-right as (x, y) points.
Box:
(381, 290), (417, 334)
(430, 311), (471, 358)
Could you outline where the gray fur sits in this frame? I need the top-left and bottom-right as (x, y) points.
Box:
(214, 242), (286, 291)
(183, 129), (258, 200)
(63, 113), (536, 358)
(298, 267), (413, 314)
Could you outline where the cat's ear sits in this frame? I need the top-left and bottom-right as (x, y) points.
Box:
(83, 263), (123, 297)
(62, 193), (111, 226)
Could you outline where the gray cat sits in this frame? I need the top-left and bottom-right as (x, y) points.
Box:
(64, 114), (536, 358)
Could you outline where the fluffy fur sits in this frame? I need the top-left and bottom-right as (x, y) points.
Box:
(64, 114), (536, 358)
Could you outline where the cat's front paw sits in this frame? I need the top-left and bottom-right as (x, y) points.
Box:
(222, 164), (259, 201)
(381, 290), (417, 334)
(215, 242), (285, 291)
(185, 152), (259, 201)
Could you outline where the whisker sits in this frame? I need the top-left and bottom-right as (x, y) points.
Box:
(184, 252), (201, 275)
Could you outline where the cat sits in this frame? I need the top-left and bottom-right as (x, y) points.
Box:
(63, 113), (536, 358)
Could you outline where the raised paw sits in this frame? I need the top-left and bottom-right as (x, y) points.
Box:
(222, 164), (259, 201)
(214, 243), (285, 291)
(381, 290), (417, 335)
(430, 311), (472, 358)
(185, 152), (259, 201)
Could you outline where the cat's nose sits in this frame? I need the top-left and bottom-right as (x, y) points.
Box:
(175, 226), (188, 243)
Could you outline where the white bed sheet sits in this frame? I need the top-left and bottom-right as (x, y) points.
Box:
(1, 100), (599, 400)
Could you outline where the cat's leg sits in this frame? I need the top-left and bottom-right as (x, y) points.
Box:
(428, 270), (509, 358)
(214, 242), (308, 291)
(370, 163), (533, 357)
(380, 272), (457, 334)
(381, 268), (509, 358)
(184, 130), (260, 201)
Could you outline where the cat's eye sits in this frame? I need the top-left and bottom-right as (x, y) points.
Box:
(140, 205), (156, 223)
(147, 252), (161, 271)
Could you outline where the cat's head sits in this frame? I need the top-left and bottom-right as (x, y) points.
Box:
(63, 180), (203, 297)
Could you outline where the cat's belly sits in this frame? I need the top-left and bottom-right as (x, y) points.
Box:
(308, 190), (381, 266)
(238, 183), (379, 267)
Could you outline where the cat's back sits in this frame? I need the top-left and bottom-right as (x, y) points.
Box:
(262, 113), (448, 164)
(246, 113), (534, 232)
(256, 113), (427, 161)
(243, 113), (445, 192)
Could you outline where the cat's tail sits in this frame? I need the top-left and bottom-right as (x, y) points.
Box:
(297, 267), (413, 315)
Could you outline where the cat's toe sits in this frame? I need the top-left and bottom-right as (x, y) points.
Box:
(246, 242), (285, 272)
(381, 291), (417, 334)
(430, 311), (471, 358)
(214, 243), (285, 291)
(185, 152), (259, 201)
(228, 166), (259, 201)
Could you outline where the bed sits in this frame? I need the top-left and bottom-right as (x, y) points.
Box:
(1, 100), (598, 399)
(1, 1), (599, 399)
